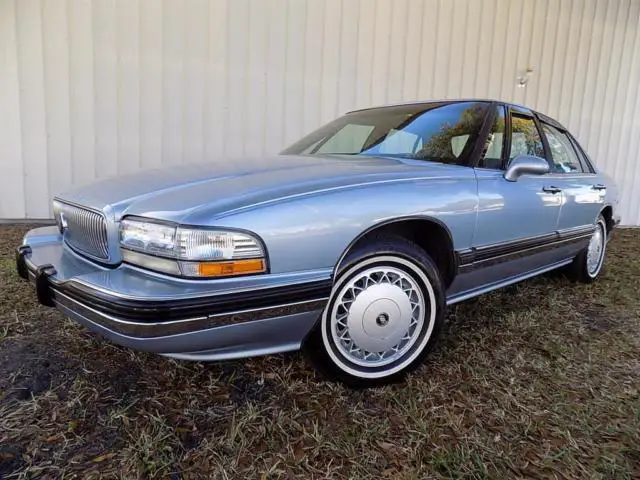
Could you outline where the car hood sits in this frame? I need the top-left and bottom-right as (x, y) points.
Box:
(57, 155), (469, 224)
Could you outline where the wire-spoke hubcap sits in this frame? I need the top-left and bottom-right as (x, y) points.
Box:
(331, 266), (425, 367)
(587, 222), (605, 276)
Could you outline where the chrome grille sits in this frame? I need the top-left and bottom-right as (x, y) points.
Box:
(59, 203), (110, 260)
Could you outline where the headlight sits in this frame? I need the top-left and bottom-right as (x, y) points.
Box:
(119, 218), (267, 278)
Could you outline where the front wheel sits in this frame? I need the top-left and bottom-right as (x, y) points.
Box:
(305, 236), (446, 387)
(568, 215), (608, 283)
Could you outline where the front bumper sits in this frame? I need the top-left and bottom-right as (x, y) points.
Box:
(17, 227), (331, 360)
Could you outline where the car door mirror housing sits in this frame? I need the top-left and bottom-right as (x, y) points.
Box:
(504, 155), (550, 181)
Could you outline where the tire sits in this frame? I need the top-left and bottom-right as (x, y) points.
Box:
(568, 215), (607, 284)
(305, 235), (446, 387)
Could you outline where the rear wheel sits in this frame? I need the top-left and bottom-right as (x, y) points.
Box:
(568, 215), (607, 283)
(305, 236), (446, 387)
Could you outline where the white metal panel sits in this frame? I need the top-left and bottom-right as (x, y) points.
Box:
(117, 0), (141, 174)
(15, 0), (49, 219)
(2, 0), (640, 224)
(92, 0), (118, 180)
(42, 0), (72, 210)
(68, 0), (96, 187)
(203, 0), (228, 160)
(0, 0), (26, 218)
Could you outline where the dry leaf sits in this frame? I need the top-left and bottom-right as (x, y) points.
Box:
(378, 441), (398, 454)
(92, 452), (116, 463)
(293, 443), (305, 461)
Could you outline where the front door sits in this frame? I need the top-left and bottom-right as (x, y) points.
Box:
(473, 110), (562, 247)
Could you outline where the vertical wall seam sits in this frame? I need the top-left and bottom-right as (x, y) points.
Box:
(416, 0), (426, 99)
(13, 0), (27, 217)
(430, 0), (440, 98)
(300, 0), (308, 132)
(587, 0), (617, 154)
(595, 0), (623, 164)
(577, 0), (600, 142)
(607, 0), (634, 180)
(498, 0), (512, 99)
(565, 0), (586, 132)
(116, 0), (122, 175)
(40, 0), (51, 212)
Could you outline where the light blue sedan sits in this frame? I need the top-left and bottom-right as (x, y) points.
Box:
(17, 100), (620, 386)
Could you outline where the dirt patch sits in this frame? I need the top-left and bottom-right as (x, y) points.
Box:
(0, 336), (80, 403)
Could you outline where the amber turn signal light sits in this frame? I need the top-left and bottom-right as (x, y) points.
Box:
(196, 258), (266, 277)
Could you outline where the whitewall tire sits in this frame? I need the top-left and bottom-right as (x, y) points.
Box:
(569, 215), (608, 283)
(305, 236), (446, 387)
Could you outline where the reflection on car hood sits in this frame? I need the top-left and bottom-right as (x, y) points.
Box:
(57, 155), (470, 223)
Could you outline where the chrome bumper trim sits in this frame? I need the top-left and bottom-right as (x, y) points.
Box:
(53, 289), (327, 338)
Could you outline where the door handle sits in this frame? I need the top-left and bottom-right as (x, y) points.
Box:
(542, 186), (562, 194)
(592, 184), (607, 191)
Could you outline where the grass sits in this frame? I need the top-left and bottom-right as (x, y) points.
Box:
(0, 224), (638, 479)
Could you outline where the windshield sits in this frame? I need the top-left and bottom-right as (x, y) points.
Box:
(282, 101), (490, 165)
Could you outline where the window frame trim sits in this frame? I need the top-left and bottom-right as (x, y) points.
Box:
(470, 101), (514, 170)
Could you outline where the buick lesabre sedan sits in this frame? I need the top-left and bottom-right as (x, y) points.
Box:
(17, 100), (620, 386)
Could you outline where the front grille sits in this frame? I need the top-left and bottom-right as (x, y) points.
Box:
(59, 202), (110, 260)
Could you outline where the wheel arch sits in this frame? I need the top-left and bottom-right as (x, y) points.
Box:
(600, 204), (614, 233)
(334, 216), (458, 288)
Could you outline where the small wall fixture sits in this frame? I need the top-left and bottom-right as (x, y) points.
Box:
(517, 68), (534, 88)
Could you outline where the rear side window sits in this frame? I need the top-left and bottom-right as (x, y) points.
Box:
(509, 115), (545, 160)
(568, 135), (595, 173)
(541, 123), (585, 173)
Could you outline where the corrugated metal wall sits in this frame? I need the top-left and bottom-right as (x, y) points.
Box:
(1, 0), (640, 223)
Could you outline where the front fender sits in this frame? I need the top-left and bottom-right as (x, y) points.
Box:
(203, 178), (478, 274)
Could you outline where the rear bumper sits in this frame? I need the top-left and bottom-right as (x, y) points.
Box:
(17, 227), (330, 360)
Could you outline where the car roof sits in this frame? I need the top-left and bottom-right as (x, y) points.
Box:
(347, 99), (567, 131)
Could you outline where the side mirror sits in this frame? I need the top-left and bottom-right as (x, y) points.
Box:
(504, 155), (550, 182)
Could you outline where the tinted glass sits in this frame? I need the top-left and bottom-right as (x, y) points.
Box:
(568, 134), (594, 173)
(542, 123), (584, 173)
(478, 105), (506, 169)
(314, 124), (375, 154)
(509, 115), (545, 159)
(282, 102), (489, 165)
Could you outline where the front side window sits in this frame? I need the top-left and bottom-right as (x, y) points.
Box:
(542, 123), (585, 173)
(509, 115), (545, 160)
(282, 102), (490, 166)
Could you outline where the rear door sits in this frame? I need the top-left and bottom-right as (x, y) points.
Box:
(537, 121), (604, 233)
(457, 105), (566, 292)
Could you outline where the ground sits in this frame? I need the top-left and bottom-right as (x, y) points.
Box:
(0, 225), (638, 479)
